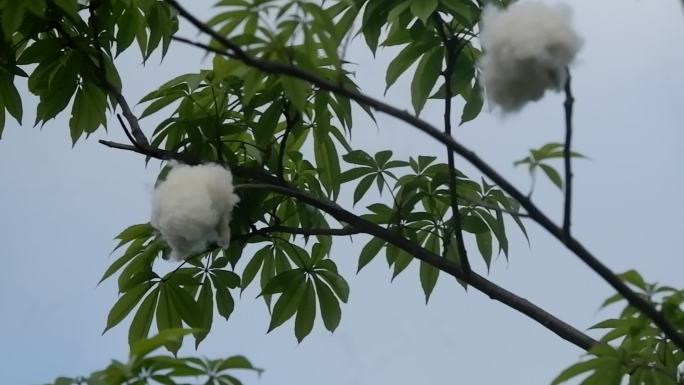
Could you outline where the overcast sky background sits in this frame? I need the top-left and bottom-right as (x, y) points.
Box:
(1, 1), (683, 384)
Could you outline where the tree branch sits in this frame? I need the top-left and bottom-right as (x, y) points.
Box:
(435, 15), (470, 274)
(252, 226), (359, 237)
(235, 183), (597, 351)
(99, 139), (596, 351)
(163, 1), (684, 351)
(563, 68), (574, 238)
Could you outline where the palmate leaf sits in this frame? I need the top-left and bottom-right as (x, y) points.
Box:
(411, 48), (443, 115)
(314, 276), (341, 332)
(128, 287), (160, 346)
(267, 274), (307, 332)
(194, 280), (214, 347)
(419, 232), (440, 303)
(315, 269), (349, 303)
(410, 0), (438, 23)
(156, 283), (183, 354)
(357, 237), (386, 272)
(69, 81), (108, 144)
(259, 255), (349, 340)
(105, 283), (154, 333)
(0, 72), (22, 125)
(294, 279), (317, 342)
(460, 80), (484, 124)
(385, 41), (433, 93)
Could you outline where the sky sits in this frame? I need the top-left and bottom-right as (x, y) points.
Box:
(1, 1), (683, 384)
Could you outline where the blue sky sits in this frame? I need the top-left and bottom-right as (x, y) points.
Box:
(1, 1), (683, 384)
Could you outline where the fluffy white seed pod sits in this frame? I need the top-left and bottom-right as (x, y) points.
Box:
(479, 2), (583, 112)
(151, 162), (240, 262)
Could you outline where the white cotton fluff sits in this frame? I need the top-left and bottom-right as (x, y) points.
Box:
(151, 162), (240, 262)
(479, 2), (582, 112)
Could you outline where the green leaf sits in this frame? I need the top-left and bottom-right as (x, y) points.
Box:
(51, 0), (79, 18)
(155, 284), (183, 354)
(194, 280), (214, 347)
(105, 283), (153, 333)
(0, 73), (22, 123)
(2, 1), (25, 37)
(120, 270), (158, 293)
(358, 237), (386, 272)
(476, 208), (509, 257)
(410, 0), (438, 23)
(53, 378), (73, 385)
(99, 242), (144, 284)
(260, 251), (276, 308)
(114, 223), (153, 246)
(411, 48), (442, 115)
(254, 100), (282, 148)
(215, 285), (235, 320)
(551, 359), (603, 385)
(475, 231), (493, 269)
(34, 63), (78, 125)
(419, 262), (439, 304)
(316, 270), (349, 303)
(461, 80), (484, 124)
(261, 269), (305, 296)
(353, 174), (376, 204)
(385, 42), (431, 92)
(391, 247), (413, 279)
(139, 93), (186, 120)
(128, 287), (160, 346)
(340, 167), (374, 183)
(343, 150), (375, 166)
(69, 82), (107, 144)
(374, 150), (393, 167)
(461, 214), (489, 234)
(267, 275), (307, 332)
(313, 126), (342, 199)
(18, 39), (63, 65)
(165, 283), (201, 328)
(618, 270), (647, 291)
(281, 77), (308, 112)
(130, 329), (195, 359)
(116, 6), (142, 56)
(216, 355), (263, 373)
(599, 293), (625, 309)
(211, 256), (230, 269)
(361, 0), (389, 54)
(445, 237), (467, 289)
(314, 276), (341, 332)
(294, 279), (316, 342)
(241, 246), (269, 291)
(539, 164), (563, 189)
(212, 270), (241, 289)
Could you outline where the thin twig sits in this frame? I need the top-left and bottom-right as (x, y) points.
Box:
(163, 1), (684, 350)
(278, 104), (299, 180)
(562, 68), (574, 238)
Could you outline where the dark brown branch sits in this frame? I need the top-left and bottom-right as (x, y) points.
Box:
(252, 226), (359, 237)
(436, 15), (470, 274)
(163, 1), (684, 350)
(115, 114), (148, 153)
(84, 2), (149, 149)
(562, 68), (574, 238)
(235, 183), (597, 351)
